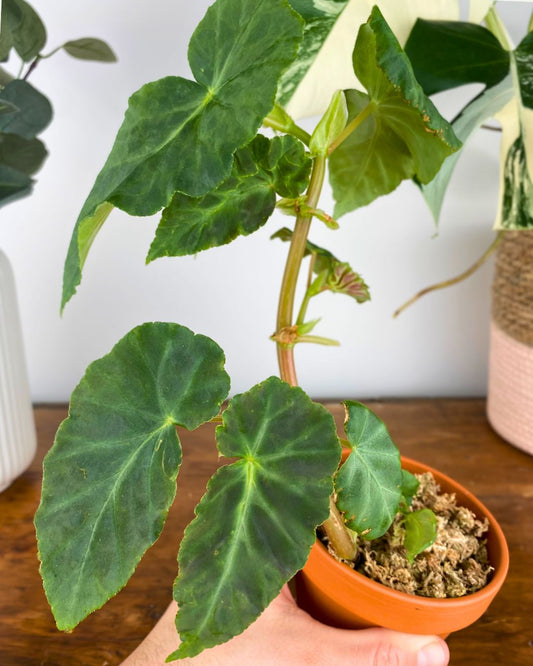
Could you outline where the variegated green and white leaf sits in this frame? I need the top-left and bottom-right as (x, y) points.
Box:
(284, 0), (462, 119)
(494, 32), (533, 229)
(422, 74), (513, 222)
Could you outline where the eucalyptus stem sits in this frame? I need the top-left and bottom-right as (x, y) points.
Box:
(276, 155), (326, 385)
(327, 101), (375, 155)
(393, 232), (503, 318)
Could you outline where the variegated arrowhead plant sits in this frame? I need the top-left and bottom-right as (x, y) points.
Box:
(405, 4), (533, 231)
(0, 0), (116, 208)
(37, 0), (466, 659)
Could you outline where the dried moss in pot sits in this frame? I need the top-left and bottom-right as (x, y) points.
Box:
(325, 472), (493, 599)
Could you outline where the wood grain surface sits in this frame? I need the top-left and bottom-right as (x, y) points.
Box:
(0, 402), (531, 665)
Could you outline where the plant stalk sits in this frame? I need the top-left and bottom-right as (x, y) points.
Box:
(394, 232), (504, 318)
(263, 115), (311, 146)
(275, 151), (356, 561)
(322, 497), (358, 561)
(276, 155), (326, 385)
(327, 102), (375, 156)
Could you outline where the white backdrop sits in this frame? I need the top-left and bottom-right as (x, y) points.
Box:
(0, 0), (530, 403)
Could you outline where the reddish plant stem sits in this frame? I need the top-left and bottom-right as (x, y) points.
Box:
(275, 155), (326, 386)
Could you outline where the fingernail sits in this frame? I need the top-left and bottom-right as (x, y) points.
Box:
(417, 641), (449, 666)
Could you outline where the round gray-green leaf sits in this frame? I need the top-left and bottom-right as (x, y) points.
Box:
(335, 401), (402, 540)
(171, 377), (341, 659)
(63, 37), (117, 62)
(0, 163), (32, 206)
(0, 132), (47, 175)
(4, 0), (46, 62)
(35, 322), (230, 631)
(0, 79), (52, 139)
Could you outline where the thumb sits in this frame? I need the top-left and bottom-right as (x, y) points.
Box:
(337, 627), (450, 666)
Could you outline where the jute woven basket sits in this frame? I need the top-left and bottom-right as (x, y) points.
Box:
(487, 231), (533, 455)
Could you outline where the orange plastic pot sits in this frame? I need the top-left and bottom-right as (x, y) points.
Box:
(296, 457), (509, 637)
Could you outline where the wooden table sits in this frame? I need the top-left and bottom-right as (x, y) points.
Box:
(1, 402), (532, 665)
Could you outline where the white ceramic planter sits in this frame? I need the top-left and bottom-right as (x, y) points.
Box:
(0, 249), (36, 492)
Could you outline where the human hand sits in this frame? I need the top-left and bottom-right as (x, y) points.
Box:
(122, 585), (449, 666)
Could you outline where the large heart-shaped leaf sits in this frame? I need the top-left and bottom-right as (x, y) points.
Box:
(329, 7), (461, 217)
(335, 401), (402, 539)
(35, 323), (230, 631)
(61, 0), (303, 310)
(405, 20), (510, 95)
(0, 132), (47, 175)
(171, 377), (341, 659)
(147, 135), (311, 260)
(0, 79), (52, 139)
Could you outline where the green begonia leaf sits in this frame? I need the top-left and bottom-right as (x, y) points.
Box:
(0, 79), (52, 139)
(272, 227), (370, 303)
(329, 7), (461, 217)
(0, 163), (32, 206)
(1, 0), (46, 62)
(61, 0), (303, 311)
(405, 20), (510, 95)
(63, 38), (117, 63)
(403, 508), (438, 563)
(35, 323), (230, 631)
(148, 135), (311, 260)
(421, 75), (513, 223)
(0, 132), (47, 175)
(171, 377), (340, 659)
(335, 401), (402, 539)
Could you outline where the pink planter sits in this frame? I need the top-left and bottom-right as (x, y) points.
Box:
(487, 321), (533, 455)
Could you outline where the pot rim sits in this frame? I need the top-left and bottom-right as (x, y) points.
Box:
(312, 454), (509, 608)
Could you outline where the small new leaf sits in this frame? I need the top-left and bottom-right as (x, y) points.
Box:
(272, 227), (370, 303)
(63, 38), (117, 63)
(310, 89), (348, 156)
(403, 508), (438, 563)
(335, 401), (402, 540)
(400, 469), (419, 508)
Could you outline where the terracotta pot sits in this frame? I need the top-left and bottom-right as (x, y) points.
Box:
(296, 457), (509, 637)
